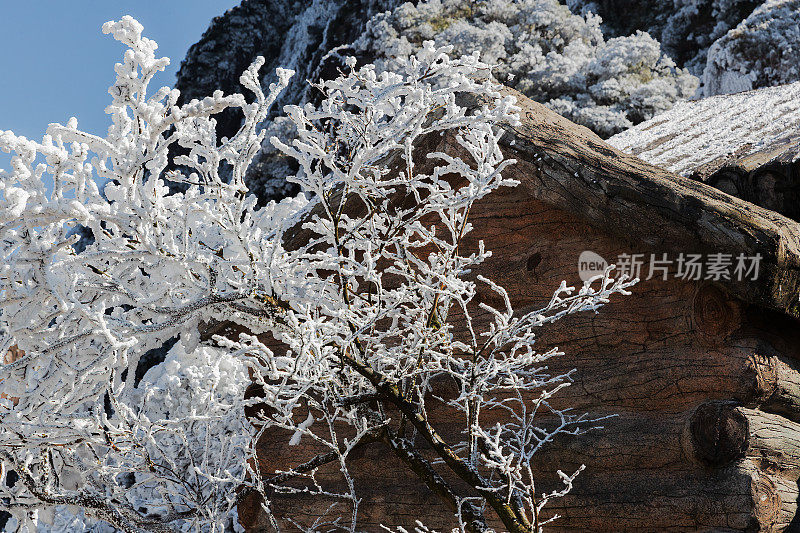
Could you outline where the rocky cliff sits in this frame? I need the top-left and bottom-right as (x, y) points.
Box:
(174, 0), (800, 207)
(174, 0), (400, 203)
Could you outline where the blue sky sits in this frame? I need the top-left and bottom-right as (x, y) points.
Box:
(0, 1), (240, 170)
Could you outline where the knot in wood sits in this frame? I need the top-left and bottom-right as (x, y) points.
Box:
(689, 401), (749, 467)
(693, 285), (740, 337)
(526, 252), (542, 272)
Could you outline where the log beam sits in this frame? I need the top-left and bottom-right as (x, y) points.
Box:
(459, 87), (800, 319)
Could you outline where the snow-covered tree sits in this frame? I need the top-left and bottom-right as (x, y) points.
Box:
(704, 0), (800, 96)
(351, 0), (698, 137)
(567, 0), (760, 77)
(0, 16), (634, 532)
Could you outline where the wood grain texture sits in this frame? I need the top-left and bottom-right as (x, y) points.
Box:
(237, 88), (800, 532)
(463, 86), (800, 320)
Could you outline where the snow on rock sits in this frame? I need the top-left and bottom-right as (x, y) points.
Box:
(353, 0), (698, 138)
(608, 81), (800, 176)
(170, 0), (800, 206)
(567, 0), (760, 78)
(174, 0), (400, 205)
(704, 0), (800, 96)
(173, 0), (701, 207)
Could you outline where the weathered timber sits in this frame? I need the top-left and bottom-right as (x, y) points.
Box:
(680, 143), (800, 222)
(606, 81), (800, 178)
(744, 353), (800, 423)
(607, 82), (800, 222)
(465, 86), (800, 320)
(238, 87), (800, 532)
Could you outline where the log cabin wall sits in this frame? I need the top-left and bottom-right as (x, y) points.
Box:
(238, 88), (800, 532)
(459, 185), (800, 532)
(240, 183), (800, 532)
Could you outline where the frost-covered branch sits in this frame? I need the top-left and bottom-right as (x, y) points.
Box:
(0, 15), (634, 533)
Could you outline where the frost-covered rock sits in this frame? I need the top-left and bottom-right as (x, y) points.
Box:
(567, 0), (760, 78)
(658, 0), (760, 74)
(174, 0), (400, 204)
(352, 0), (698, 138)
(569, 0), (800, 97)
(173, 0), (697, 204)
(170, 0), (797, 202)
(703, 0), (800, 96)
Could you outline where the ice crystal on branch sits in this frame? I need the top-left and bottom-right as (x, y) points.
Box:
(0, 16), (634, 533)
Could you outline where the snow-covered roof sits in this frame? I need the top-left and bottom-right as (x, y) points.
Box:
(607, 81), (800, 177)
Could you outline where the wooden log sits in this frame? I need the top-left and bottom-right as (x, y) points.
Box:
(234, 88), (800, 532)
(459, 87), (800, 319)
(681, 406), (800, 530)
(541, 464), (789, 532)
(743, 353), (800, 423)
(540, 406), (800, 531)
(681, 403), (800, 476)
(700, 163), (800, 223)
(742, 407), (800, 478)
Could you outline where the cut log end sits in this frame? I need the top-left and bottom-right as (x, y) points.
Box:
(751, 474), (781, 531)
(688, 401), (749, 467)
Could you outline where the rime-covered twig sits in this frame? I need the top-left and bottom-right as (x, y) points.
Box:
(0, 16), (634, 533)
